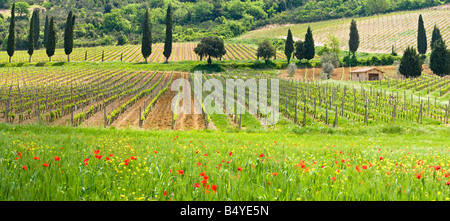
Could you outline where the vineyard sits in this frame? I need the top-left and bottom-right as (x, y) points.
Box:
(0, 43), (286, 64)
(1, 65), (449, 204)
(1, 66), (448, 132)
(239, 5), (450, 54)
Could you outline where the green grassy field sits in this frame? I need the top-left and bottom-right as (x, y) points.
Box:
(1, 122), (449, 201)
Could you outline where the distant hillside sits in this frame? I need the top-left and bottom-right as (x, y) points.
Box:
(238, 4), (450, 54)
(0, 0), (448, 51)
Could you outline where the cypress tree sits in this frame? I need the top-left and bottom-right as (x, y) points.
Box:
(44, 15), (49, 49)
(285, 28), (294, 64)
(399, 46), (422, 78)
(141, 9), (152, 63)
(7, 3), (15, 63)
(349, 19), (359, 57)
(27, 11), (34, 62)
(64, 11), (75, 62)
(304, 26), (315, 62)
(431, 25), (442, 51)
(33, 8), (40, 49)
(46, 17), (56, 62)
(163, 4), (172, 63)
(417, 14), (427, 55)
(430, 39), (450, 77)
(294, 40), (305, 60)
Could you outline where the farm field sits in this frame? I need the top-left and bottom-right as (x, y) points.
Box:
(0, 43), (286, 64)
(238, 4), (450, 54)
(1, 65), (449, 132)
(0, 61), (449, 203)
(1, 122), (449, 201)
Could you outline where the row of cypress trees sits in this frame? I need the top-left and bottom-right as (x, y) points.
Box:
(142, 5), (173, 63)
(7, 4), (75, 63)
(284, 20), (360, 65)
(7, 4), (174, 64)
(284, 26), (315, 64)
(401, 14), (449, 78)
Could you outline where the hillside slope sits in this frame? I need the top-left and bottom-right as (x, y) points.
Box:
(238, 4), (450, 54)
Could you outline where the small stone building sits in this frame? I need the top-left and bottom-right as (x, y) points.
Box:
(350, 67), (384, 81)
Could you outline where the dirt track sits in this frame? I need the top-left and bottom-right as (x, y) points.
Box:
(110, 72), (164, 129)
(142, 72), (181, 130)
(280, 65), (400, 81)
(173, 72), (206, 131)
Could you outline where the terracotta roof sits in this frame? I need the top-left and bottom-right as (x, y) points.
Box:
(350, 67), (384, 73)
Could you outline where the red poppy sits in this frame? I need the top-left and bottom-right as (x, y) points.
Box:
(237, 167), (242, 172)
(200, 171), (206, 177)
(95, 155), (102, 160)
(212, 185), (217, 193)
(164, 190), (167, 196)
(379, 156), (383, 161)
(94, 150), (100, 154)
(355, 166), (360, 172)
(204, 153), (208, 157)
(331, 177), (336, 182)
(445, 173), (449, 178)
(105, 157), (110, 161)
(43, 163), (49, 167)
(446, 182), (450, 186)
(203, 175), (209, 180)
(195, 183), (200, 188)
(201, 179), (207, 186)
(130, 156), (137, 160)
(169, 169), (172, 173)
(434, 166), (441, 171)
(54, 156), (60, 161)
(272, 172), (278, 176)
(197, 162), (202, 167)
(416, 174), (422, 179)
(22, 165), (27, 170)
(154, 151), (157, 154)
(178, 170), (184, 175)
(259, 153), (265, 157)
(362, 165), (367, 170)
(109, 154), (114, 157)
(229, 152), (233, 156)
(33, 156), (39, 160)
(83, 158), (89, 165)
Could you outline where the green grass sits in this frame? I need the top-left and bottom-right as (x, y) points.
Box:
(1, 123), (449, 201)
(0, 59), (291, 73)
